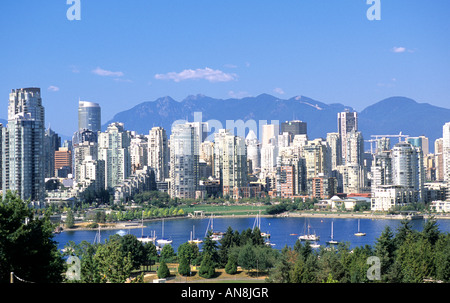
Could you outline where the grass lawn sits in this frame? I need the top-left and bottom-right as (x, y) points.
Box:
(142, 264), (267, 283)
(181, 204), (269, 217)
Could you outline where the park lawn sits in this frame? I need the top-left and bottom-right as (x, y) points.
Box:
(181, 204), (269, 216)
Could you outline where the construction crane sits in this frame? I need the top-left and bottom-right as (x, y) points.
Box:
(365, 132), (410, 154)
(371, 132), (409, 142)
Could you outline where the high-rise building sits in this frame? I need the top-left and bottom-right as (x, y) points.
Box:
(73, 141), (98, 182)
(443, 122), (450, 183)
(245, 130), (261, 174)
(391, 141), (425, 202)
(337, 110), (358, 164)
(98, 122), (131, 189)
(55, 147), (72, 175)
(280, 120), (307, 143)
(435, 138), (444, 181)
(214, 129), (248, 197)
(44, 127), (61, 178)
(147, 127), (169, 182)
(78, 101), (101, 132)
(326, 132), (341, 171)
(2, 88), (45, 203)
(276, 154), (307, 197)
(345, 130), (364, 166)
(169, 123), (198, 199)
(303, 138), (328, 180)
(130, 134), (148, 173)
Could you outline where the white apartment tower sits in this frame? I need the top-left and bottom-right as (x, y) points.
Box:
(169, 123), (198, 199)
(214, 129), (248, 196)
(147, 127), (169, 182)
(338, 110), (358, 164)
(98, 122), (131, 189)
(2, 88), (45, 203)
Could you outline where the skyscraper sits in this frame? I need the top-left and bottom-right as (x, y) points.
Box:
(337, 110), (358, 164)
(214, 129), (248, 197)
(98, 122), (131, 189)
(391, 141), (425, 202)
(147, 127), (169, 182)
(2, 88), (45, 203)
(169, 123), (198, 199)
(78, 101), (101, 132)
(443, 122), (450, 183)
(280, 120), (307, 143)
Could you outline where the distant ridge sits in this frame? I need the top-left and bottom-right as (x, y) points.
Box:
(100, 94), (449, 153)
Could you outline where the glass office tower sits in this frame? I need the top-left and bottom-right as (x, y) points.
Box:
(78, 101), (101, 132)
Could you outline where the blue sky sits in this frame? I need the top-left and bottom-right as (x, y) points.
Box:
(0, 0), (449, 137)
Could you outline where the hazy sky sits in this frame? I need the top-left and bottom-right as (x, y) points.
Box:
(1, 0), (449, 136)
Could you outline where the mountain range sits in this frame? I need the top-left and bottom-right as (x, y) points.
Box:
(103, 94), (450, 152)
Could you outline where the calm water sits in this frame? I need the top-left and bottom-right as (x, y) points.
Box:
(54, 216), (450, 252)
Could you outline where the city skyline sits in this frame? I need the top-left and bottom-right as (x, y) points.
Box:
(1, 1), (449, 137)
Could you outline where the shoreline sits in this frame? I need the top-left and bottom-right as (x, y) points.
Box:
(58, 211), (450, 233)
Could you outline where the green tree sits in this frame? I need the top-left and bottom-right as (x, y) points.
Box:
(119, 234), (146, 270)
(65, 209), (75, 228)
(396, 233), (434, 283)
(178, 256), (191, 276)
(178, 242), (199, 264)
(225, 254), (238, 275)
(422, 217), (440, 246)
(435, 234), (450, 282)
(374, 225), (396, 281)
(202, 230), (219, 265)
(0, 191), (64, 283)
(94, 237), (133, 283)
(160, 244), (176, 262)
(199, 253), (215, 279)
(158, 260), (170, 278)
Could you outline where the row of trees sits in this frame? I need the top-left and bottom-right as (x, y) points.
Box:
(267, 218), (450, 283)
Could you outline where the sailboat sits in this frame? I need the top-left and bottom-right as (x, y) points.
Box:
(137, 211), (156, 244)
(205, 214), (224, 241)
(298, 219), (320, 241)
(354, 219), (366, 236)
(326, 221), (339, 245)
(310, 242), (321, 249)
(156, 219), (173, 246)
(188, 225), (203, 245)
(253, 210), (271, 239)
(93, 225), (101, 244)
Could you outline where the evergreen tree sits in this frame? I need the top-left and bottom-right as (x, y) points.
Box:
(65, 209), (75, 228)
(374, 225), (396, 281)
(202, 230), (219, 265)
(158, 260), (170, 278)
(422, 217), (440, 246)
(199, 253), (215, 279)
(225, 254), (238, 275)
(178, 256), (191, 276)
(435, 234), (450, 282)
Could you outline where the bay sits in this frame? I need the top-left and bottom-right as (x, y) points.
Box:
(54, 216), (450, 252)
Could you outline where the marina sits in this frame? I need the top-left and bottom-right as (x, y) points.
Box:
(54, 216), (450, 252)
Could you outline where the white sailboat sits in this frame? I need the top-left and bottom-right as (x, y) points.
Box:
(93, 225), (101, 244)
(354, 219), (366, 237)
(326, 221), (339, 245)
(310, 242), (321, 249)
(137, 211), (157, 244)
(156, 219), (173, 246)
(253, 210), (271, 239)
(298, 219), (320, 241)
(188, 225), (203, 245)
(206, 214), (223, 241)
